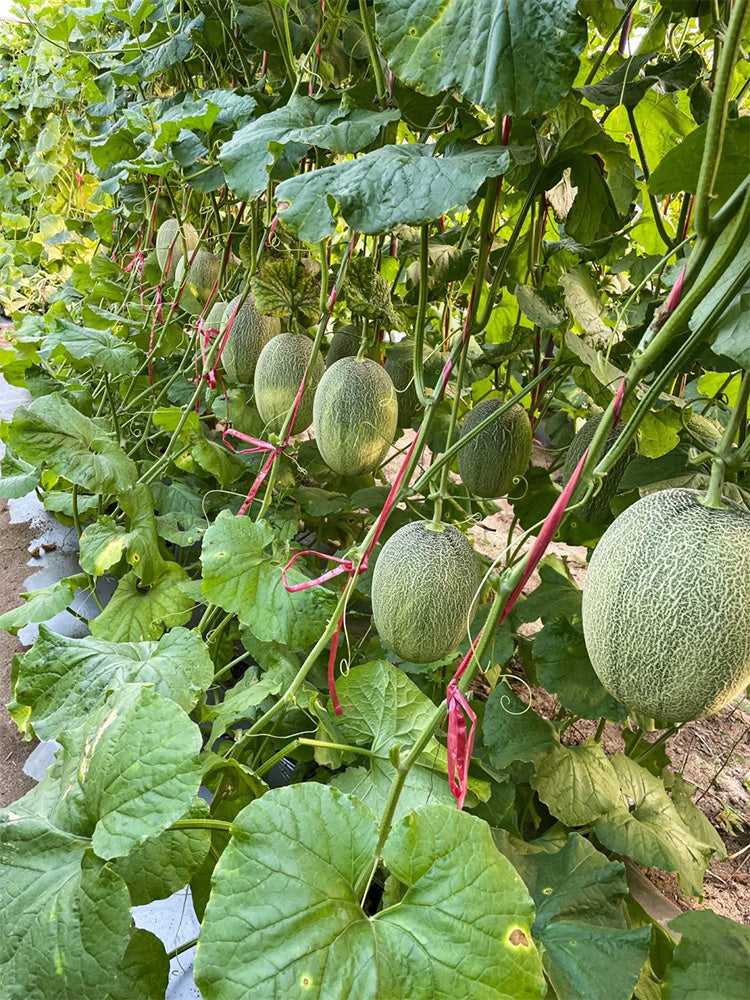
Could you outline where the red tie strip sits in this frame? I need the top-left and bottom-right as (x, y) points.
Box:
(446, 377), (628, 808)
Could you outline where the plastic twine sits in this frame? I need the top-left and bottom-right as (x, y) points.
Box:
(446, 441), (593, 809)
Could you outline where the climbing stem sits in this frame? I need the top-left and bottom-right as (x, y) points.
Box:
(693, 0), (750, 236)
(169, 818), (233, 833)
(703, 370), (750, 508)
(358, 0), (387, 102)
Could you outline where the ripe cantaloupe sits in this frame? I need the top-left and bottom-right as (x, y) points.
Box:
(562, 414), (635, 521)
(313, 357), (397, 476)
(253, 333), (324, 435)
(384, 340), (421, 428)
(220, 294), (281, 383)
(457, 400), (532, 498)
(156, 218), (199, 282)
(174, 250), (222, 314)
(582, 488), (750, 723)
(371, 520), (483, 663)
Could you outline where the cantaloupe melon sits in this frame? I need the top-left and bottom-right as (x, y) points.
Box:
(562, 414), (635, 522)
(325, 325), (382, 368)
(254, 333), (324, 435)
(582, 488), (750, 723)
(384, 340), (421, 428)
(371, 520), (483, 663)
(312, 357), (397, 476)
(457, 400), (532, 498)
(203, 300), (227, 331)
(156, 218), (199, 282)
(326, 325), (360, 368)
(174, 250), (222, 315)
(220, 294), (281, 383)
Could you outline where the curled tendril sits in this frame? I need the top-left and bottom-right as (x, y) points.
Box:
(499, 673), (534, 715)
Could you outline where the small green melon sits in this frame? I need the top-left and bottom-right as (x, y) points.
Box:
(582, 488), (750, 723)
(457, 400), (532, 498)
(371, 520), (483, 663)
(220, 294), (281, 383)
(562, 414), (635, 522)
(254, 333), (325, 435)
(313, 357), (397, 476)
(155, 218), (199, 282)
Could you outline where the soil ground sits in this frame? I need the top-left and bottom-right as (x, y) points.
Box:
(0, 497), (37, 806)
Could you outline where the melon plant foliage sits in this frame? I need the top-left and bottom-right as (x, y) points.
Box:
(0, 1), (749, 998)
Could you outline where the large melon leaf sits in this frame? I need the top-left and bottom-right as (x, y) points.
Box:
(9, 625), (213, 740)
(594, 754), (716, 897)
(374, 0), (586, 115)
(276, 142), (531, 242)
(663, 910), (750, 999)
(498, 833), (651, 1000)
(195, 784), (546, 1000)
(200, 511), (337, 648)
(531, 741), (621, 827)
(0, 685), (203, 999)
(328, 659), (456, 819)
(6, 393), (137, 494)
(221, 94), (400, 199)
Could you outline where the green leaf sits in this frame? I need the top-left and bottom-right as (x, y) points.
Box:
(691, 210), (750, 366)
(276, 142), (529, 242)
(531, 741), (621, 826)
(43, 320), (139, 375)
(663, 910), (750, 1000)
(560, 265), (612, 339)
(201, 511), (336, 648)
(195, 784), (546, 999)
(7, 393), (137, 494)
(89, 562), (194, 642)
(661, 770), (727, 860)
(533, 618), (626, 721)
(220, 94), (400, 199)
(0, 573), (89, 635)
(0, 684), (202, 998)
(156, 97), (221, 145)
(710, 289), (750, 367)
(344, 255), (400, 327)
(545, 99), (636, 241)
(62, 683), (203, 859)
(636, 406), (682, 459)
(649, 118), (750, 206)
(482, 686), (559, 770)
(10, 625), (213, 740)
(79, 484), (167, 585)
(251, 257), (320, 318)
(502, 834), (651, 1000)
(206, 660), (294, 744)
(0, 447), (39, 498)
(513, 556), (582, 625)
(111, 799), (211, 906)
(105, 929), (170, 1000)
(0, 836), (131, 1000)
(514, 284), (567, 328)
(594, 753), (715, 897)
(329, 660), (455, 819)
(374, 0), (586, 115)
